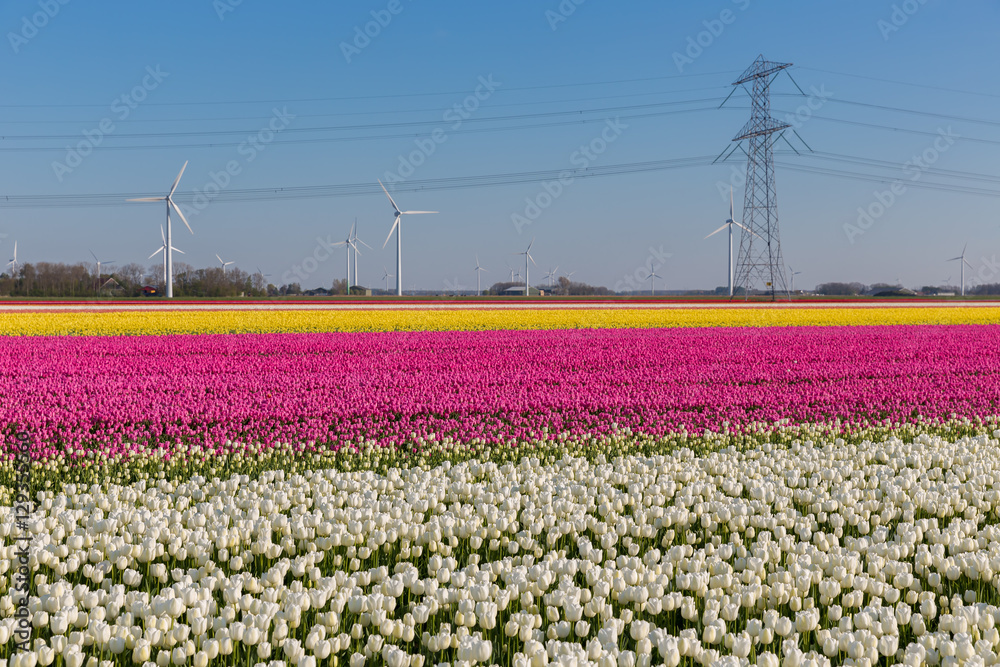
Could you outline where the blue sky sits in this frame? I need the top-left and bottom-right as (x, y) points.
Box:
(0, 0), (997, 291)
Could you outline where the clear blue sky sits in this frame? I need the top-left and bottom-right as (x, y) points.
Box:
(0, 0), (997, 291)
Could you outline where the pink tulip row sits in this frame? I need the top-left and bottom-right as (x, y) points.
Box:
(3, 325), (999, 462)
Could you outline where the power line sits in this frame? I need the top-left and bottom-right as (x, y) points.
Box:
(0, 106), (733, 152)
(0, 71), (739, 109)
(0, 156), (719, 209)
(0, 98), (727, 142)
(8, 148), (1000, 211)
(795, 66), (1000, 100)
(0, 85), (731, 125)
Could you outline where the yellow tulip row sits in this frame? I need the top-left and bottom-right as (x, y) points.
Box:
(0, 306), (998, 335)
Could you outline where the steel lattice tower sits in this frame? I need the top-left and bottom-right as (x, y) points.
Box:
(731, 56), (792, 301)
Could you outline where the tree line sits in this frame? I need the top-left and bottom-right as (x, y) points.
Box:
(0, 262), (281, 298)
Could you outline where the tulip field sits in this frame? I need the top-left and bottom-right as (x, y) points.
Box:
(4, 304), (1000, 667)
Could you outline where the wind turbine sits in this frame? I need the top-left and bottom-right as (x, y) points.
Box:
(6, 241), (18, 276)
(148, 226), (184, 287)
(705, 187), (755, 297)
(378, 180), (437, 296)
(789, 266), (802, 294)
(350, 220), (372, 288)
(89, 250), (116, 288)
(381, 265), (394, 293)
(515, 239), (536, 296)
(947, 243), (974, 297)
(216, 254), (235, 274)
(649, 270), (663, 296)
(505, 262), (515, 282)
(128, 162), (192, 298)
(474, 255), (487, 295)
(544, 266), (560, 289)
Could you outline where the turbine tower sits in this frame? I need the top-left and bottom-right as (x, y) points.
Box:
(378, 180), (437, 296)
(6, 241), (18, 276)
(948, 244), (973, 297)
(705, 187), (754, 297)
(148, 226), (184, 287)
(381, 265), (394, 293)
(515, 239), (536, 297)
(649, 270), (662, 296)
(89, 250), (116, 293)
(474, 255), (487, 295)
(128, 162), (192, 299)
(789, 266), (802, 294)
(350, 220), (372, 289)
(730, 56), (792, 301)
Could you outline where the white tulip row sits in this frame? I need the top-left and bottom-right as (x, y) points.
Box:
(3, 430), (1000, 666)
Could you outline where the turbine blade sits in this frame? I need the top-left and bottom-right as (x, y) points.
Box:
(127, 197), (166, 202)
(160, 225), (166, 245)
(401, 210), (438, 215)
(171, 247), (185, 254)
(705, 223), (729, 239)
(382, 219), (399, 249)
(357, 238), (373, 250)
(378, 180), (401, 214)
(169, 161), (189, 198)
(216, 254), (223, 263)
(89, 249), (99, 262)
(148, 248), (163, 259)
(170, 200), (194, 234)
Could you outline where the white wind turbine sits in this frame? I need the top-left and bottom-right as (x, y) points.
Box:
(128, 162), (192, 298)
(6, 241), (18, 276)
(148, 225), (184, 287)
(947, 243), (974, 297)
(329, 226), (355, 293)
(515, 238), (536, 296)
(649, 270), (663, 296)
(378, 180), (437, 296)
(216, 254), (235, 274)
(705, 187), (755, 297)
(474, 255), (487, 295)
(381, 265), (394, 293)
(544, 266), (560, 289)
(350, 220), (372, 288)
(789, 266), (802, 294)
(89, 250), (116, 288)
